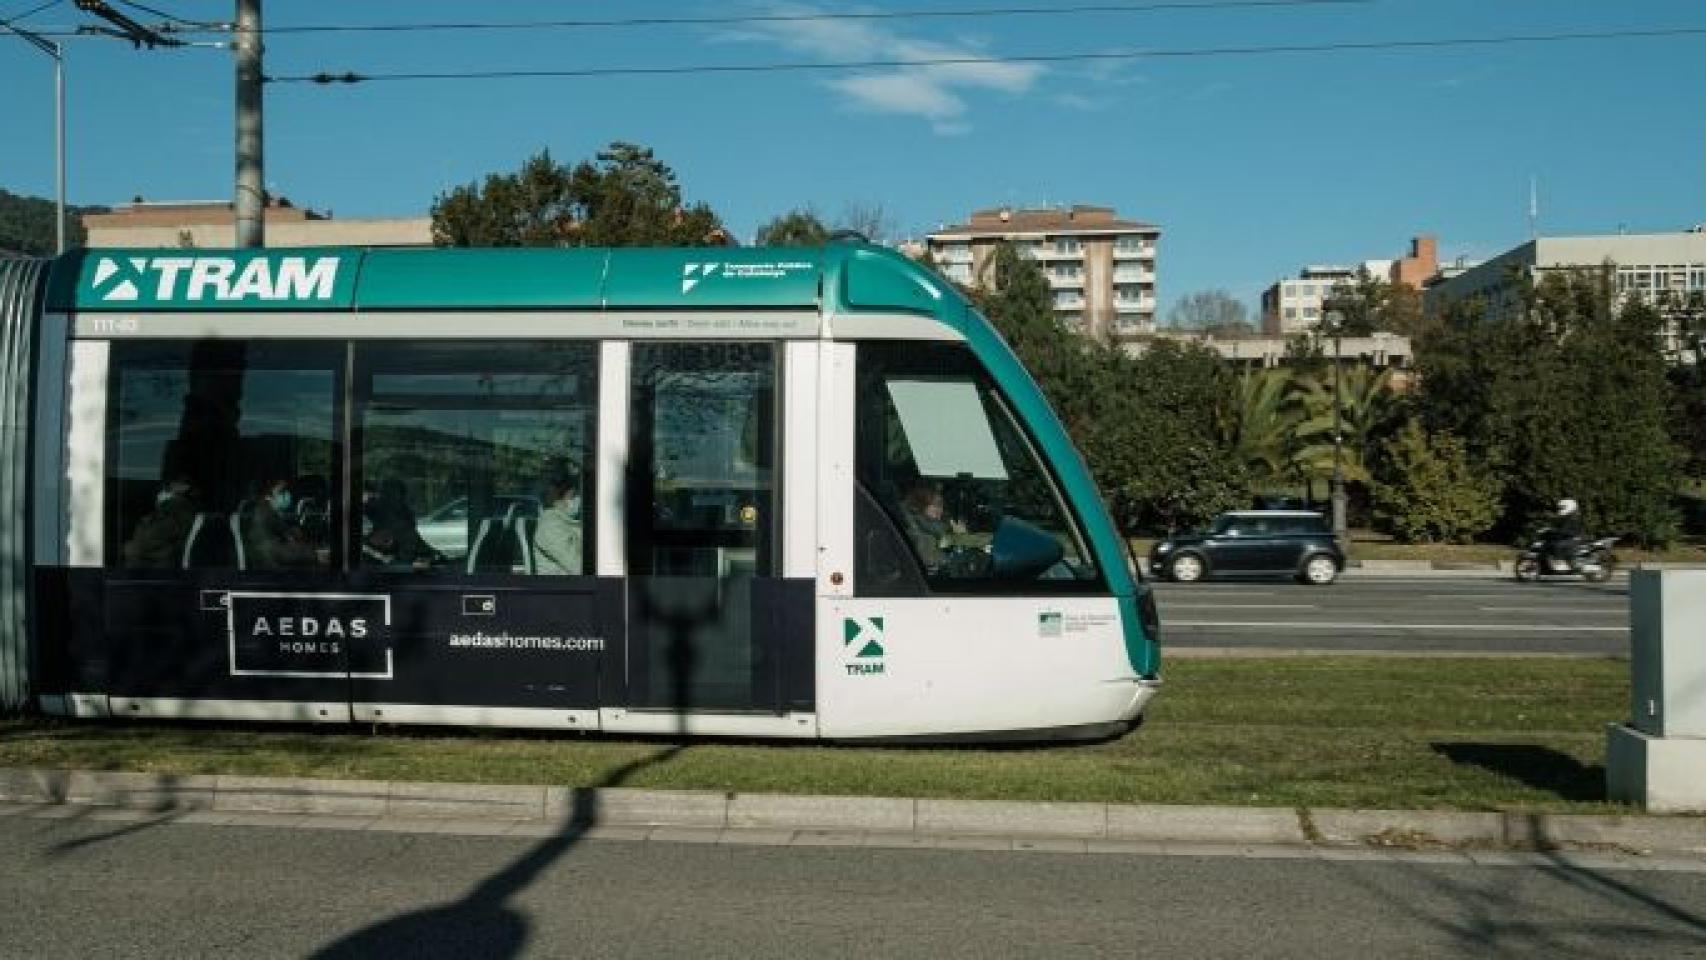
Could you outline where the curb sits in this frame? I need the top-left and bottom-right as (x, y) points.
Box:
(3, 768), (1703, 855)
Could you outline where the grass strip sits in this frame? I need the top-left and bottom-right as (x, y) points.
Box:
(0, 658), (1635, 813)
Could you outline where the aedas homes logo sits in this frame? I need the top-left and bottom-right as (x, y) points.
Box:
(842, 616), (885, 676)
(89, 255), (341, 303)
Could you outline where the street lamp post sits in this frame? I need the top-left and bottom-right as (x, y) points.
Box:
(1, 20), (65, 253)
(1325, 309), (1348, 544)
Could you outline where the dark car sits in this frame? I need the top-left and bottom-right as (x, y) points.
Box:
(1149, 510), (1343, 585)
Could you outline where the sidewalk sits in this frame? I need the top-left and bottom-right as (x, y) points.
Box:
(4, 768), (1703, 862)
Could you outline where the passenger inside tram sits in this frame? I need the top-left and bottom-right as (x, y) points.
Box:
(243, 476), (317, 569)
(532, 463), (584, 575)
(121, 474), (199, 569)
(362, 478), (436, 569)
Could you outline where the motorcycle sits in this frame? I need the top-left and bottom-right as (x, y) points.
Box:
(1513, 534), (1619, 583)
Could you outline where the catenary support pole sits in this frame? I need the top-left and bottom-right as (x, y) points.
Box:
(235, 0), (264, 248)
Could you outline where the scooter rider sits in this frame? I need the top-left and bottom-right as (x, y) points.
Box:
(1544, 498), (1585, 572)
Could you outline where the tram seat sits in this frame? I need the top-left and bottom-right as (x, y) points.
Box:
(181, 511), (243, 570)
(468, 505), (533, 574)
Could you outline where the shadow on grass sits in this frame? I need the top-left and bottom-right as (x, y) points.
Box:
(1431, 742), (1604, 804)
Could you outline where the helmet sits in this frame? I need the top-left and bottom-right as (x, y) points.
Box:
(1557, 499), (1579, 516)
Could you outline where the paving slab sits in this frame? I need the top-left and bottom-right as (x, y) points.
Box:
(728, 793), (913, 832)
(1011, 836), (1088, 854)
(1313, 808), (1504, 847)
(67, 771), (217, 811)
(647, 826), (724, 844)
(928, 834), (1015, 852)
(1508, 813), (1706, 853)
(0, 769), (71, 803)
(550, 787), (727, 828)
(1109, 804), (1305, 844)
(717, 829), (797, 846)
(1085, 839), (1172, 857)
(790, 830), (867, 848)
(917, 799), (1104, 838)
(214, 776), (390, 816)
(387, 782), (545, 821)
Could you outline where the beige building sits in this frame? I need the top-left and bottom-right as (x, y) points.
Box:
(1261, 235), (1439, 336)
(83, 199), (432, 248)
(926, 205), (1160, 339)
(1426, 231), (1706, 362)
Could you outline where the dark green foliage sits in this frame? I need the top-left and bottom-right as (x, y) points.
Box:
(972, 243), (1248, 533)
(1370, 420), (1501, 543)
(1412, 269), (1681, 545)
(1665, 292), (1706, 480)
(431, 143), (724, 247)
(0, 188), (102, 254)
(1320, 269), (1425, 336)
(755, 209), (829, 247)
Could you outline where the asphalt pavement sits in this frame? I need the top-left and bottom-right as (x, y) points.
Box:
(1154, 575), (1630, 656)
(3, 813), (1704, 959)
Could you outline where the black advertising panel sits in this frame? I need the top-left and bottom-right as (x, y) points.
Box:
(351, 582), (616, 710)
(227, 592), (390, 679)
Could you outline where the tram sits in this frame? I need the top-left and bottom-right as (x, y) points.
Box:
(0, 243), (1159, 740)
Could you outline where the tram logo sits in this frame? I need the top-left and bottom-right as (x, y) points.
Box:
(681, 262), (721, 293)
(89, 255), (341, 303)
(842, 616), (886, 676)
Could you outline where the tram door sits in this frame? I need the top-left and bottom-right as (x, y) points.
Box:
(625, 343), (781, 713)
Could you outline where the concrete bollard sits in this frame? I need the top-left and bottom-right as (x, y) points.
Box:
(1606, 569), (1706, 812)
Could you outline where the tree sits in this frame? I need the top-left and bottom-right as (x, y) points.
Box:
(1321, 269), (1425, 336)
(0, 188), (103, 255)
(1168, 290), (1253, 336)
(1289, 364), (1401, 488)
(1412, 268), (1682, 545)
(837, 202), (890, 244)
(971, 242), (1248, 533)
(431, 143), (725, 248)
(1223, 369), (1302, 489)
(1370, 420), (1501, 543)
(756, 208), (829, 247)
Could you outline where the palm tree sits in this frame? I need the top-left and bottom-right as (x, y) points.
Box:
(1289, 364), (1399, 486)
(1224, 368), (1304, 489)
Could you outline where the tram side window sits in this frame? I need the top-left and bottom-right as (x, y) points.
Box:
(108, 341), (342, 572)
(854, 342), (1100, 594)
(353, 342), (597, 576)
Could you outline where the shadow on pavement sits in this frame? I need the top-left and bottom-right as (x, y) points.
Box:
(1430, 742), (1604, 804)
(308, 743), (685, 960)
(1346, 845), (1706, 954)
(310, 580), (715, 959)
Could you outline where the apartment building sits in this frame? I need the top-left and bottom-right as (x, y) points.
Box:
(926, 205), (1160, 338)
(1261, 235), (1438, 335)
(1425, 230), (1706, 360)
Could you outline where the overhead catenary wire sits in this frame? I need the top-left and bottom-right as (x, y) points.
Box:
(138, 0), (1378, 36)
(265, 25), (1706, 86)
(0, 0), (61, 27)
(113, 0), (223, 29)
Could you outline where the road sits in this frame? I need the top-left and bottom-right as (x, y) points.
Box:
(1154, 576), (1629, 655)
(2, 813), (1703, 959)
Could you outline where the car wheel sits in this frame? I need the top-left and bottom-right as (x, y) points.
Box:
(1301, 553), (1337, 585)
(1168, 552), (1206, 583)
(1514, 556), (1541, 582)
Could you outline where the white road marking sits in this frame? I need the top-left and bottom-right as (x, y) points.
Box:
(1477, 606), (1624, 614)
(1166, 621), (1626, 633)
(1161, 604), (1318, 610)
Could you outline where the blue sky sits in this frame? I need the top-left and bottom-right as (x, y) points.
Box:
(3, 0), (1703, 318)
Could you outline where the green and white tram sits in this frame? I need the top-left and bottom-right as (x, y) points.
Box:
(0, 243), (1160, 740)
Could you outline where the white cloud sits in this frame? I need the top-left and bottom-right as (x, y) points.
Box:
(730, 4), (1044, 133)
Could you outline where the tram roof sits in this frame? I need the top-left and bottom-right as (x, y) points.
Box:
(45, 243), (959, 319)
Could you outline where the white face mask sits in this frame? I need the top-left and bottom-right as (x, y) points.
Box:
(564, 494), (581, 519)
(156, 488), (176, 506)
(271, 490), (293, 514)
